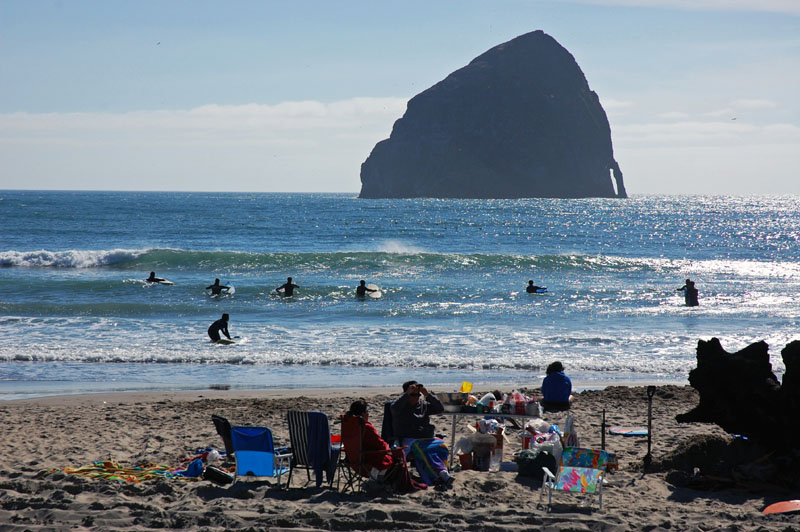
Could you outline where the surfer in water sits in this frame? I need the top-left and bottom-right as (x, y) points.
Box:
(526, 280), (546, 293)
(276, 277), (299, 297)
(208, 313), (231, 343)
(677, 279), (699, 307)
(356, 280), (378, 298)
(146, 271), (166, 283)
(206, 278), (230, 296)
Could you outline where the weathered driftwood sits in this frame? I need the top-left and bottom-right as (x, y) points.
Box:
(676, 338), (800, 449)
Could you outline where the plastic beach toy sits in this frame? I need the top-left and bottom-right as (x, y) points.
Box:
(460, 381), (473, 393)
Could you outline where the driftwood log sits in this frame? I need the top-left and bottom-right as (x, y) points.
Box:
(676, 338), (800, 449)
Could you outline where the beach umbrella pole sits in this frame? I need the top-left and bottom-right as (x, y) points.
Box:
(644, 386), (656, 471)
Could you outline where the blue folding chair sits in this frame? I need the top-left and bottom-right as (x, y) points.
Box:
(230, 426), (290, 488)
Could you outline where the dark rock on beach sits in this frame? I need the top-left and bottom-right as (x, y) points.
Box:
(359, 30), (627, 199)
(677, 338), (800, 449)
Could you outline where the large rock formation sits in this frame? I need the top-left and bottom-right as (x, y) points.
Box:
(359, 30), (627, 199)
(676, 338), (800, 449)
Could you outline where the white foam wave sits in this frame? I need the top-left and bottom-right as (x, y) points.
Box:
(376, 240), (426, 255)
(0, 248), (146, 268)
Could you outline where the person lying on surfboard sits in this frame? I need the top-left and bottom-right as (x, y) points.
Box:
(206, 278), (231, 296)
(208, 313), (231, 343)
(526, 280), (546, 293)
(356, 280), (378, 298)
(276, 277), (299, 297)
(146, 271), (166, 283)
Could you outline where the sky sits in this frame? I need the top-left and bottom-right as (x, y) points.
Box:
(0, 0), (798, 194)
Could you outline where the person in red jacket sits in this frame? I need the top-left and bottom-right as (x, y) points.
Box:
(341, 399), (394, 478)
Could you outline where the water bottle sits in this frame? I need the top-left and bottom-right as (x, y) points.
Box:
(489, 448), (502, 471)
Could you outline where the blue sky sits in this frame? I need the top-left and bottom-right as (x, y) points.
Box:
(1, 0), (798, 193)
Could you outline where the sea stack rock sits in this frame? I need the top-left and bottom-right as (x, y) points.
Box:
(359, 30), (627, 199)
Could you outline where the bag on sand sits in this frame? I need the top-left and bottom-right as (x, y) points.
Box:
(515, 449), (557, 482)
(203, 465), (234, 485)
(562, 414), (579, 448)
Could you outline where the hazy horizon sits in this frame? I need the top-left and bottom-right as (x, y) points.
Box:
(1, 1), (798, 195)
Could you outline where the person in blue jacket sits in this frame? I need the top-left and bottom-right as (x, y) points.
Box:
(541, 361), (572, 411)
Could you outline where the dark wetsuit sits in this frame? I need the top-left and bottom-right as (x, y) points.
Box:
(278, 282), (298, 296)
(678, 283), (699, 307)
(206, 282), (226, 295)
(207, 318), (230, 342)
(356, 285), (375, 297)
(526, 285), (544, 293)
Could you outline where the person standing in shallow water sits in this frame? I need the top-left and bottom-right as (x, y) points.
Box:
(356, 280), (377, 298)
(206, 278), (230, 296)
(207, 313), (231, 343)
(677, 279), (699, 307)
(276, 277), (299, 297)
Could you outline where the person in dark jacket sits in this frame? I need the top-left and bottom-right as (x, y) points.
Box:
(541, 361), (572, 411)
(391, 381), (453, 489)
(391, 381), (444, 440)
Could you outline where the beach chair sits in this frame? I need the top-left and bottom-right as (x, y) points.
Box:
(230, 426), (290, 488)
(286, 410), (340, 489)
(211, 414), (235, 458)
(541, 447), (610, 511)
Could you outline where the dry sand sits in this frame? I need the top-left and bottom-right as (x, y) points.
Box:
(1, 385), (797, 531)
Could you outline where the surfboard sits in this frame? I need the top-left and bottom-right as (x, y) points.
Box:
(146, 279), (173, 285)
(215, 338), (237, 345)
(609, 426), (648, 436)
(366, 283), (382, 299)
(763, 500), (800, 514)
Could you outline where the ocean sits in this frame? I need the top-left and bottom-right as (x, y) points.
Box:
(2, 191), (798, 400)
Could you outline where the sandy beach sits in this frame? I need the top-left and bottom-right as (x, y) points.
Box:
(1, 384), (796, 531)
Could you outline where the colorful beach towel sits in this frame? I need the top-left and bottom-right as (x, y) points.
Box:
(54, 461), (194, 482)
(409, 438), (449, 486)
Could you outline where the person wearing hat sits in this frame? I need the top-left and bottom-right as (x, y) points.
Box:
(207, 313), (231, 343)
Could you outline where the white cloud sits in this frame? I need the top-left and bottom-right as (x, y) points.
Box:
(731, 98), (778, 110)
(657, 111), (691, 120)
(0, 98), (408, 192)
(703, 108), (736, 118)
(612, 119), (800, 194)
(573, 0), (800, 15)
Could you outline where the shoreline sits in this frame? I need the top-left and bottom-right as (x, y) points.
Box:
(1, 376), (687, 403)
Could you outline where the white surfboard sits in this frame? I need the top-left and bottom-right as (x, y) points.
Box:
(366, 283), (382, 299)
(145, 279), (173, 285)
(215, 338), (237, 345)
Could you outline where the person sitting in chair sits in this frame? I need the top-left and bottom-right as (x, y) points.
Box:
(391, 381), (454, 489)
(342, 399), (395, 479)
(541, 361), (573, 412)
(341, 399), (425, 492)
